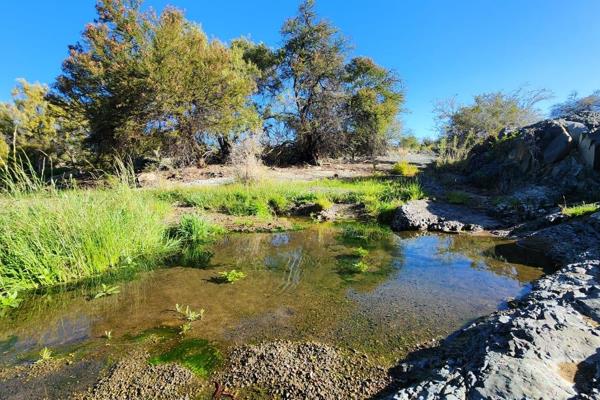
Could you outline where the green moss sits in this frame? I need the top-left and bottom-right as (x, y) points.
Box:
(446, 191), (471, 205)
(148, 339), (222, 377)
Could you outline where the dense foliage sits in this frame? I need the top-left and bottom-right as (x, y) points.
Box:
(0, 0), (405, 169)
(52, 0), (259, 166)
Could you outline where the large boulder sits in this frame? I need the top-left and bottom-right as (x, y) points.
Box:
(579, 129), (600, 171)
(531, 120), (574, 165)
(391, 200), (500, 233)
(561, 120), (589, 143)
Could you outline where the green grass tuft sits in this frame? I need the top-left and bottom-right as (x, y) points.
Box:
(561, 202), (599, 217)
(391, 161), (419, 177)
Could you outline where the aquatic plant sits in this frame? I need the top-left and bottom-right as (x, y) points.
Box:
(175, 304), (205, 322)
(170, 214), (224, 267)
(94, 284), (120, 299)
(148, 339), (222, 377)
(217, 270), (247, 283)
(179, 322), (192, 336)
(350, 260), (370, 273)
(338, 223), (391, 245)
(37, 347), (53, 363)
(353, 247), (369, 258)
(0, 291), (22, 309)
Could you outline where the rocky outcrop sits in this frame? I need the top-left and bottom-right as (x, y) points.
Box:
(466, 112), (600, 194)
(386, 259), (600, 400)
(391, 199), (500, 233)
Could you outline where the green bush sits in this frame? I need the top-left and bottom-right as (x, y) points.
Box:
(391, 161), (418, 177)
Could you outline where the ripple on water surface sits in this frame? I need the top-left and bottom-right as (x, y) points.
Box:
(0, 224), (545, 365)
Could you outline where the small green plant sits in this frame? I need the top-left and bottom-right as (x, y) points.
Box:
(175, 304), (205, 322)
(0, 291), (22, 310)
(104, 330), (112, 340)
(94, 284), (120, 299)
(391, 161), (418, 177)
(353, 247), (369, 258)
(561, 202), (599, 217)
(350, 260), (370, 273)
(446, 191), (471, 205)
(314, 196), (333, 211)
(37, 347), (53, 363)
(217, 269), (247, 283)
(179, 322), (192, 336)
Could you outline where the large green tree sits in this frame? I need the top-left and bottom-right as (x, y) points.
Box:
(278, 0), (348, 163)
(0, 79), (77, 167)
(53, 0), (259, 165)
(344, 57), (404, 160)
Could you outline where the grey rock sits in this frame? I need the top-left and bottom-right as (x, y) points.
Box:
(387, 259), (600, 400)
(391, 200), (498, 233)
(561, 120), (589, 143)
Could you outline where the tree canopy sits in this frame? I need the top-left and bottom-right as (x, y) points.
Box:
(1, 0), (405, 169)
(52, 0), (259, 165)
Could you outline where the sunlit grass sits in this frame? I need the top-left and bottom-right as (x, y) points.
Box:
(561, 202), (599, 217)
(153, 177), (425, 220)
(0, 186), (178, 304)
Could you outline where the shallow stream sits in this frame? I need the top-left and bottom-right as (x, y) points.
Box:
(0, 223), (546, 368)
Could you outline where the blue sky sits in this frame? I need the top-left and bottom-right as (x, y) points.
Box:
(1, 0), (599, 138)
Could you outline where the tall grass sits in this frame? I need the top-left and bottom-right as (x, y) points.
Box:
(168, 214), (225, 266)
(0, 186), (178, 303)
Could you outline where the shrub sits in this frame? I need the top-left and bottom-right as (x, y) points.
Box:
(391, 161), (418, 177)
(230, 134), (265, 184)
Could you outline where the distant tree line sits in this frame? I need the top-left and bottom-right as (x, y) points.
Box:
(0, 0), (404, 169)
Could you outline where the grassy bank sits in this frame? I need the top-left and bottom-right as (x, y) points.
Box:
(0, 186), (179, 308)
(0, 175), (424, 311)
(154, 177), (423, 221)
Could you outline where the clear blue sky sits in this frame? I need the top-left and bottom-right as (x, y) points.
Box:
(1, 0), (599, 138)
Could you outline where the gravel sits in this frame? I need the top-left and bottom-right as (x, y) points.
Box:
(218, 341), (391, 399)
(74, 351), (201, 400)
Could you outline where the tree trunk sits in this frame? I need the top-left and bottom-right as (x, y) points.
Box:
(217, 136), (232, 163)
